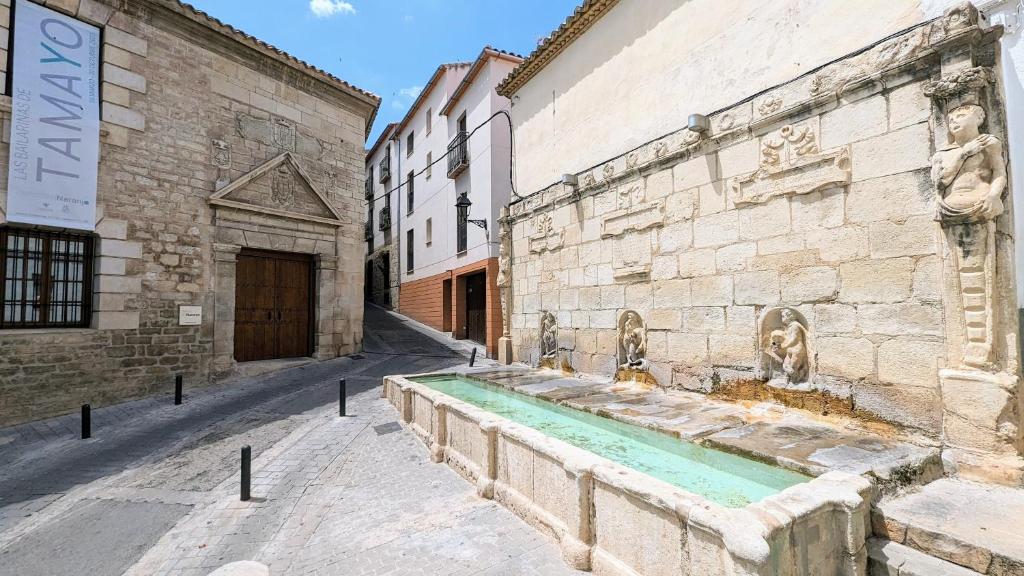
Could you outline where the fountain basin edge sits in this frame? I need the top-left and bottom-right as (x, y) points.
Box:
(383, 373), (875, 576)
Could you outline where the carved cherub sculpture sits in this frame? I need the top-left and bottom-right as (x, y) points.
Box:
(768, 309), (808, 386)
(619, 311), (647, 370)
(540, 314), (557, 359)
(931, 104), (1007, 225)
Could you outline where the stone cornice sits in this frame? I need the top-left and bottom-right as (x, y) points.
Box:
(496, 0), (620, 98)
(507, 3), (1002, 225)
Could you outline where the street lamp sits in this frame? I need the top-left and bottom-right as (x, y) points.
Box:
(455, 192), (488, 236)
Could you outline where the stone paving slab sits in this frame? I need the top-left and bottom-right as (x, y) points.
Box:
(459, 366), (939, 480)
(705, 420), (940, 478)
(873, 478), (1024, 575)
(0, 306), (583, 576)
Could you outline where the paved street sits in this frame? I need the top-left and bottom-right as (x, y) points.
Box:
(0, 306), (583, 576)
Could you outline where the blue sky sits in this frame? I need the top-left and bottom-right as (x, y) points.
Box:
(187, 0), (579, 144)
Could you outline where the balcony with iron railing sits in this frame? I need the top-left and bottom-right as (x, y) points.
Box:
(379, 156), (391, 183)
(364, 221), (373, 240)
(447, 131), (469, 178)
(378, 207), (391, 231)
(364, 177), (373, 199)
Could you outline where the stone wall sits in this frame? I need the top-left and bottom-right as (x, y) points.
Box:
(506, 6), (1021, 455)
(0, 0), (377, 425)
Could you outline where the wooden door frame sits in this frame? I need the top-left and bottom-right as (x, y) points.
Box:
(237, 248), (316, 360)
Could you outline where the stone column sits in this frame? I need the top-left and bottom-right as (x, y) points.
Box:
(212, 243), (240, 377)
(927, 2), (1022, 457)
(497, 207), (514, 364)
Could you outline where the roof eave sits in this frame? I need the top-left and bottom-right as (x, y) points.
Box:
(496, 0), (620, 98)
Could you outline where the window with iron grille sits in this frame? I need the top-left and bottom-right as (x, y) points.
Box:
(0, 227), (94, 329)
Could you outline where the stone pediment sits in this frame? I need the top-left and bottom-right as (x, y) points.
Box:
(208, 152), (344, 226)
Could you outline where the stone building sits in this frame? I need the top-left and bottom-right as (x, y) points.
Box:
(0, 0), (378, 426)
(498, 0), (1024, 468)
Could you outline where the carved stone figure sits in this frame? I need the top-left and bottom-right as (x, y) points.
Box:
(931, 103), (1007, 369)
(617, 310), (648, 371)
(540, 312), (557, 360)
(759, 307), (811, 389)
(497, 208), (512, 339)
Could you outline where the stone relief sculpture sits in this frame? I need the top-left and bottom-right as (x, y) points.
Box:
(617, 310), (648, 372)
(758, 307), (812, 390)
(539, 312), (558, 368)
(732, 122), (851, 207)
(271, 165), (295, 207)
(931, 102), (1007, 369)
(497, 208), (512, 336)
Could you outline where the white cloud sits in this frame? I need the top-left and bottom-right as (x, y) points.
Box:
(398, 85), (423, 99)
(309, 0), (356, 18)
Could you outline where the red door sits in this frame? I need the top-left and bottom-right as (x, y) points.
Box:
(234, 250), (313, 361)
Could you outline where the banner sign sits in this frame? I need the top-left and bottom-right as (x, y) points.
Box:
(6, 0), (101, 230)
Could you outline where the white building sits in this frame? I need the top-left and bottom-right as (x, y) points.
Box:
(365, 47), (522, 356)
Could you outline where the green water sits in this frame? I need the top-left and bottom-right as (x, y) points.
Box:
(412, 375), (810, 507)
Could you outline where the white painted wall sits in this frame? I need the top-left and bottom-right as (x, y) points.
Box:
(510, 0), (949, 195)
(390, 57), (517, 282)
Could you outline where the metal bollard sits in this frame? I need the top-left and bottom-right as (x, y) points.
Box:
(81, 404), (91, 439)
(339, 378), (347, 417)
(240, 445), (251, 501)
(174, 374), (183, 405)
(469, 347), (477, 367)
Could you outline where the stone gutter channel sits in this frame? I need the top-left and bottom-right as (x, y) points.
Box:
(382, 365), (943, 576)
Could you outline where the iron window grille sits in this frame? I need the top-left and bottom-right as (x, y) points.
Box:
(0, 227), (94, 329)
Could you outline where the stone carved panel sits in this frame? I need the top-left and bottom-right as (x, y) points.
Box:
(612, 231), (653, 281)
(601, 199), (665, 238)
(808, 26), (930, 97)
(757, 94), (782, 116)
(924, 66), (994, 100)
(235, 113), (323, 158)
(757, 307), (813, 390)
(270, 166), (295, 207)
(211, 139), (231, 169)
(528, 212), (564, 254)
(732, 123), (851, 206)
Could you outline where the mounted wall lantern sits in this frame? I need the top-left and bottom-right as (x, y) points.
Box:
(456, 192), (489, 236)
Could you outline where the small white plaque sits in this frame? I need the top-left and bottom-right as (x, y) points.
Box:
(179, 305), (203, 326)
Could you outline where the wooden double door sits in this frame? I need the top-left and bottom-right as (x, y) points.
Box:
(234, 249), (314, 362)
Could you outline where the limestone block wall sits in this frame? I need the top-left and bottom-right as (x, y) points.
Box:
(0, 0), (377, 425)
(507, 11), (1020, 449)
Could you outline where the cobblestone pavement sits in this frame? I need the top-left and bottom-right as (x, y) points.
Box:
(0, 305), (585, 576)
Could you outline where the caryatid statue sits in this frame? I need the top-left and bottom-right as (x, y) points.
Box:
(496, 208), (512, 339)
(931, 103), (1007, 368)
